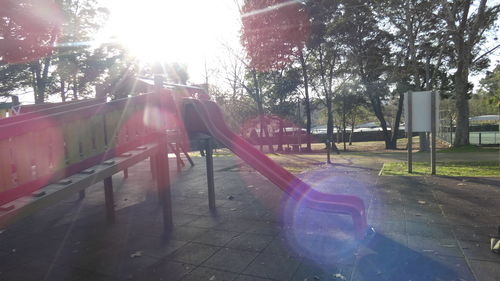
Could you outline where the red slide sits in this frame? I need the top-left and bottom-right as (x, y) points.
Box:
(184, 99), (368, 239)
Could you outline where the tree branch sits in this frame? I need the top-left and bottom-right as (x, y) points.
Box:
(472, 43), (500, 64)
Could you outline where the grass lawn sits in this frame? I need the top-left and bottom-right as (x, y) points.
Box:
(380, 161), (500, 177)
(437, 144), (499, 153)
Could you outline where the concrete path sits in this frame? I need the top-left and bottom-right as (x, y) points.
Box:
(0, 153), (499, 281)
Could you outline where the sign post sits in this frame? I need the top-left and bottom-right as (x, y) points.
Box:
(430, 91), (437, 175)
(407, 92), (413, 173)
(404, 91), (439, 175)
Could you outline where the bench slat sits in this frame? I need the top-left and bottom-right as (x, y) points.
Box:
(12, 133), (34, 185)
(0, 139), (13, 191)
(91, 114), (107, 154)
(33, 129), (52, 180)
(63, 120), (83, 165)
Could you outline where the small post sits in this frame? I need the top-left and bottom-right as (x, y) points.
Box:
(104, 176), (115, 223)
(79, 190), (86, 200)
(205, 137), (216, 210)
(123, 168), (129, 179)
(479, 133), (482, 145)
(407, 92), (413, 173)
(430, 91), (436, 175)
(326, 138), (331, 164)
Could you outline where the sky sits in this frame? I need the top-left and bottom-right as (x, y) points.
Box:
(99, 0), (244, 84)
(12, 0), (499, 104)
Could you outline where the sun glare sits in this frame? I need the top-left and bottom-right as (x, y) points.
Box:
(103, 0), (220, 63)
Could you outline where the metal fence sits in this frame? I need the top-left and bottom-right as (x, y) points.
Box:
(438, 130), (499, 145)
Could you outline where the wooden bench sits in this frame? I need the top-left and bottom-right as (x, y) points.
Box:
(0, 92), (173, 230)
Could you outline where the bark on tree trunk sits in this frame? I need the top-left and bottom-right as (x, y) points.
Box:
(387, 92), (405, 149)
(342, 103), (347, 151)
(60, 80), (66, 102)
(252, 69), (273, 153)
(277, 119), (284, 152)
(299, 51), (312, 152)
(326, 95), (334, 149)
(73, 74), (78, 100)
(454, 66), (470, 146)
(349, 114), (355, 146)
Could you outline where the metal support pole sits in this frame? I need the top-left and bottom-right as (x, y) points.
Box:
(104, 176), (115, 223)
(205, 137), (216, 210)
(408, 92), (413, 173)
(153, 74), (173, 231)
(156, 133), (173, 231)
(431, 91), (436, 175)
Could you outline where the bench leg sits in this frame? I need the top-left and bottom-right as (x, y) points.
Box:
(104, 177), (115, 223)
(156, 140), (173, 231)
(205, 138), (216, 210)
(123, 168), (129, 179)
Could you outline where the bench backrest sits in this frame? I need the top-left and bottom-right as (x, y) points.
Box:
(0, 98), (106, 126)
(0, 92), (171, 205)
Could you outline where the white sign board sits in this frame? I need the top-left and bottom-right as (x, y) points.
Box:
(404, 91), (439, 132)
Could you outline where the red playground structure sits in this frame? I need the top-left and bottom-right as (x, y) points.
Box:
(0, 78), (369, 239)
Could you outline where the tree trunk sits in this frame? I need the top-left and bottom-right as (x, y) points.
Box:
(367, 91), (392, 149)
(342, 103), (347, 151)
(252, 69), (273, 153)
(454, 65), (470, 146)
(349, 113), (355, 145)
(60, 80), (66, 102)
(326, 95), (334, 149)
(299, 51), (312, 152)
(387, 92), (405, 149)
(277, 118), (284, 152)
(73, 74), (78, 100)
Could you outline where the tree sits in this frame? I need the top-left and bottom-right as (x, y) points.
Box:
(1, 0), (112, 103)
(266, 68), (302, 151)
(241, 0), (311, 152)
(440, 0), (499, 146)
(164, 62), (189, 85)
(334, 83), (366, 150)
(379, 0), (445, 151)
(335, 0), (400, 149)
(479, 64), (500, 109)
(240, 0), (309, 71)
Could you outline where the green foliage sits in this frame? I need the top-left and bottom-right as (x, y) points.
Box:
(479, 65), (500, 107)
(266, 68), (302, 122)
(2, 0), (114, 103)
(0, 64), (31, 95)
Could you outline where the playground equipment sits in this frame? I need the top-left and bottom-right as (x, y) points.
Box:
(0, 82), (368, 239)
(242, 115), (312, 153)
(184, 99), (367, 238)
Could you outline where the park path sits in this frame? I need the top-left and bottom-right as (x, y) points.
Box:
(0, 153), (499, 281)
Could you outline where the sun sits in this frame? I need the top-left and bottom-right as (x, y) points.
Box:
(102, 0), (210, 63)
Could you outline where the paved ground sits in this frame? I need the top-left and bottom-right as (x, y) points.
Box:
(1, 153), (499, 281)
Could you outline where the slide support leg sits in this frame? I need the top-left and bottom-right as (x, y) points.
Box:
(205, 137), (216, 210)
